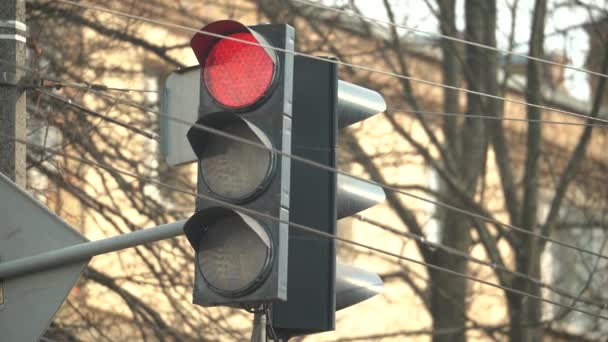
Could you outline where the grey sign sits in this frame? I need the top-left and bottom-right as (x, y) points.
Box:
(0, 172), (89, 342)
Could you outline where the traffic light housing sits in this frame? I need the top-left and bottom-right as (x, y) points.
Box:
(177, 20), (385, 334)
(271, 55), (338, 336)
(272, 56), (386, 338)
(183, 20), (294, 307)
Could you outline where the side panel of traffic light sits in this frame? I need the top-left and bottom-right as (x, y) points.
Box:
(272, 55), (339, 336)
(273, 60), (386, 339)
(184, 20), (294, 306)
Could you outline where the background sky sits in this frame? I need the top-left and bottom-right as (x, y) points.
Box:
(322, 0), (604, 100)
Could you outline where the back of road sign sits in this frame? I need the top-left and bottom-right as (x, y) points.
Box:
(160, 65), (200, 166)
(0, 172), (90, 342)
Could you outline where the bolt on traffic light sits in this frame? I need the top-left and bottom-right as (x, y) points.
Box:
(183, 20), (294, 307)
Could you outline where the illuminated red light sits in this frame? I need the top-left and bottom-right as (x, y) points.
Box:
(203, 32), (275, 108)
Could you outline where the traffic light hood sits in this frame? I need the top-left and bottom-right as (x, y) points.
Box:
(183, 207), (272, 257)
(186, 114), (276, 202)
(186, 113), (273, 161)
(191, 20), (277, 67)
(183, 207), (275, 298)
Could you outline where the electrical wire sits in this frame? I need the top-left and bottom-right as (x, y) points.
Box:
(8, 0), (607, 329)
(41, 78), (160, 93)
(80, 87), (608, 263)
(52, 0), (608, 125)
(13, 63), (608, 319)
(6, 47), (603, 266)
(290, 0), (608, 80)
(5, 1), (607, 313)
(25, 85), (608, 312)
(3, 57), (606, 129)
(5, 134), (608, 321)
(2, 59), (602, 262)
(36, 89), (159, 141)
(5, 58), (608, 268)
(387, 108), (608, 128)
(353, 213), (607, 311)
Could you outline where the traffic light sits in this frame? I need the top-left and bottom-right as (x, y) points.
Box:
(177, 19), (385, 335)
(183, 20), (294, 307)
(272, 56), (386, 339)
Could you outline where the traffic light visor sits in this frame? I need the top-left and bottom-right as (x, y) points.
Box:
(191, 20), (278, 109)
(184, 208), (273, 296)
(188, 114), (275, 202)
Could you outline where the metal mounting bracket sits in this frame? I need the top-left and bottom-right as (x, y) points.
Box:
(0, 20), (27, 42)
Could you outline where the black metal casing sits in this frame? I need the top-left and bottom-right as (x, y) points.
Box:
(185, 23), (294, 306)
(272, 56), (338, 337)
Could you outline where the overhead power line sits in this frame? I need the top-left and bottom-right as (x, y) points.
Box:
(7, 134), (608, 321)
(36, 89), (159, 141)
(9, 1), (608, 318)
(388, 108), (608, 128)
(22, 85), (608, 312)
(79, 87), (608, 263)
(41, 78), (160, 93)
(5, 58), (602, 263)
(353, 214), (607, 312)
(291, 0), (608, 80)
(52, 0), (608, 125)
(3, 58), (606, 129)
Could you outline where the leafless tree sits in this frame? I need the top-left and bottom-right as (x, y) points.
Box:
(19, 0), (608, 341)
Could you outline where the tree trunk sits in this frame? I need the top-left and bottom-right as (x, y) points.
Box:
(429, 1), (492, 341)
(509, 0), (547, 341)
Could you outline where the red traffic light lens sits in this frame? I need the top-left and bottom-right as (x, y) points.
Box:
(203, 32), (275, 108)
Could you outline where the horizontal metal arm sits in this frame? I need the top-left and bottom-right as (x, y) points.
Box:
(0, 220), (185, 280)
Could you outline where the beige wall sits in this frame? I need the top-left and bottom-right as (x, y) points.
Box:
(41, 3), (607, 341)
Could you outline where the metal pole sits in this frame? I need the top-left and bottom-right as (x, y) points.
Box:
(250, 311), (267, 342)
(0, 220), (186, 279)
(0, 0), (26, 187)
(0, 0), (26, 307)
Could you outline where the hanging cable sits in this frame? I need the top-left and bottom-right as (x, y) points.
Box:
(79, 87), (608, 262)
(22, 89), (608, 312)
(36, 89), (159, 141)
(387, 108), (608, 128)
(4, 57), (606, 129)
(353, 213), (607, 311)
(290, 0), (608, 80)
(4, 61), (608, 259)
(51, 0), (608, 125)
(26, 79), (608, 308)
(6, 134), (608, 321)
(41, 78), (160, 93)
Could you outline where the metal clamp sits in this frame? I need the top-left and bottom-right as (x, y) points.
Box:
(1, 71), (41, 89)
(0, 20), (27, 32)
(0, 34), (25, 43)
(0, 20), (27, 43)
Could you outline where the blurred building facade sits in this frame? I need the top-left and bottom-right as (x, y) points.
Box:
(27, 1), (608, 341)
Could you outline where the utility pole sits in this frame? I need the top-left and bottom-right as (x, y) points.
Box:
(0, 0), (27, 187)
